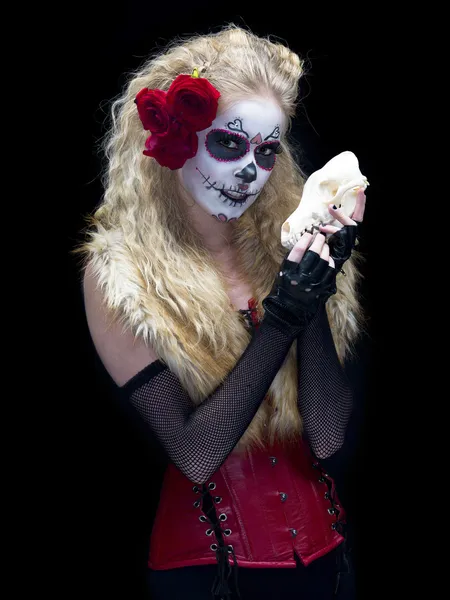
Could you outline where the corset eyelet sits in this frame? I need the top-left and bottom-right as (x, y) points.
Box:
(219, 513), (227, 522)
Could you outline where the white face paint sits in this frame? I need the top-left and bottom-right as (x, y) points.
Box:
(180, 99), (286, 222)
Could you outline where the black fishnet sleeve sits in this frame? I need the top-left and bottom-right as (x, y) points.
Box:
(120, 321), (296, 485)
(296, 305), (353, 460)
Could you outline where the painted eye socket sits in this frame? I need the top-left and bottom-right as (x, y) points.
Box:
(206, 129), (250, 162)
(255, 141), (282, 171)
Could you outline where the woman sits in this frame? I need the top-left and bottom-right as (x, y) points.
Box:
(80, 24), (366, 600)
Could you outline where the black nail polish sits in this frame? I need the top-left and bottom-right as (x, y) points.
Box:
(332, 205), (337, 210)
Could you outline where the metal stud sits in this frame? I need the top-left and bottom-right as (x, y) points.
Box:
(280, 492), (288, 502)
(290, 528), (298, 537)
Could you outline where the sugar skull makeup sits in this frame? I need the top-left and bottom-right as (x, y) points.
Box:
(180, 99), (285, 222)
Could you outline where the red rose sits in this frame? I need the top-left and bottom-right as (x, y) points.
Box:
(143, 122), (198, 170)
(166, 74), (220, 132)
(135, 88), (170, 133)
(135, 74), (220, 169)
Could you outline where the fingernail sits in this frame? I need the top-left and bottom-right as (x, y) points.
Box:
(332, 205), (337, 210)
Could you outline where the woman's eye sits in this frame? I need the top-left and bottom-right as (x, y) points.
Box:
(220, 139), (239, 149)
(260, 147), (273, 156)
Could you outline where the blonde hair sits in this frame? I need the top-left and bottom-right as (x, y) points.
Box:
(79, 24), (364, 451)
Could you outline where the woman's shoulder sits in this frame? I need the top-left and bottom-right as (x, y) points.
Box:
(83, 263), (161, 387)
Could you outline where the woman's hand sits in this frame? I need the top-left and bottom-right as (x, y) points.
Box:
(261, 231), (338, 336)
(318, 188), (366, 273)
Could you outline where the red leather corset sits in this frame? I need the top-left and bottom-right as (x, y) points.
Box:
(148, 438), (345, 571)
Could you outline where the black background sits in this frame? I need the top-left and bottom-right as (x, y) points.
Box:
(65, 3), (410, 598)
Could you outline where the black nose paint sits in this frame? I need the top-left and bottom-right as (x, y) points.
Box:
(234, 162), (257, 183)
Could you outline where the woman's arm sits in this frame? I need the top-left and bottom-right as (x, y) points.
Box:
(298, 194), (366, 460)
(84, 265), (298, 485)
(296, 304), (353, 460)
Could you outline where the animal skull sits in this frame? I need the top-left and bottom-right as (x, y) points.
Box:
(281, 151), (369, 250)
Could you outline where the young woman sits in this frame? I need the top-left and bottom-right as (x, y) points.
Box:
(80, 24), (366, 600)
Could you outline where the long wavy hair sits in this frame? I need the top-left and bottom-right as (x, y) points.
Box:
(79, 24), (364, 451)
